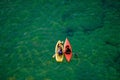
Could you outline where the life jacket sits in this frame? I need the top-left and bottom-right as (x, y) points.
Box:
(58, 49), (62, 55)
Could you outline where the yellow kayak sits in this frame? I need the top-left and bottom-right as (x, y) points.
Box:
(53, 40), (64, 62)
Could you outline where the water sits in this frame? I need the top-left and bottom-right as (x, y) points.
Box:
(0, 0), (120, 80)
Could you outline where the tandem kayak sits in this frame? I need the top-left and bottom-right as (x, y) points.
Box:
(64, 38), (72, 62)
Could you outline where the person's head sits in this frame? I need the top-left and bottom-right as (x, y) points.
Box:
(58, 42), (63, 47)
(66, 45), (69, 48)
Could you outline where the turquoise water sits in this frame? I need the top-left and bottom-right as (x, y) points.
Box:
(0, 0), (120, 80)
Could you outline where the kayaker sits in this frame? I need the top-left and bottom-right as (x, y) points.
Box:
(52, 41), (63, 58)
(65, 45), (71, 54)
(58, 48), (62, 55)
(58, 44), (63, 55)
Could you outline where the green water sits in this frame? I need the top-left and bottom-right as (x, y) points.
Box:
(0, 0), (120, 80)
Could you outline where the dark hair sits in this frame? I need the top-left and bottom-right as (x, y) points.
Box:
(66, 45), (69, 48)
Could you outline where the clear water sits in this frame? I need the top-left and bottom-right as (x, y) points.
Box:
(0, 0), (120, 80)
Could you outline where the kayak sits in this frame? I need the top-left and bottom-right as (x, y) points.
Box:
(64, 38), (72, 62)
(53, 40), (64, 62)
